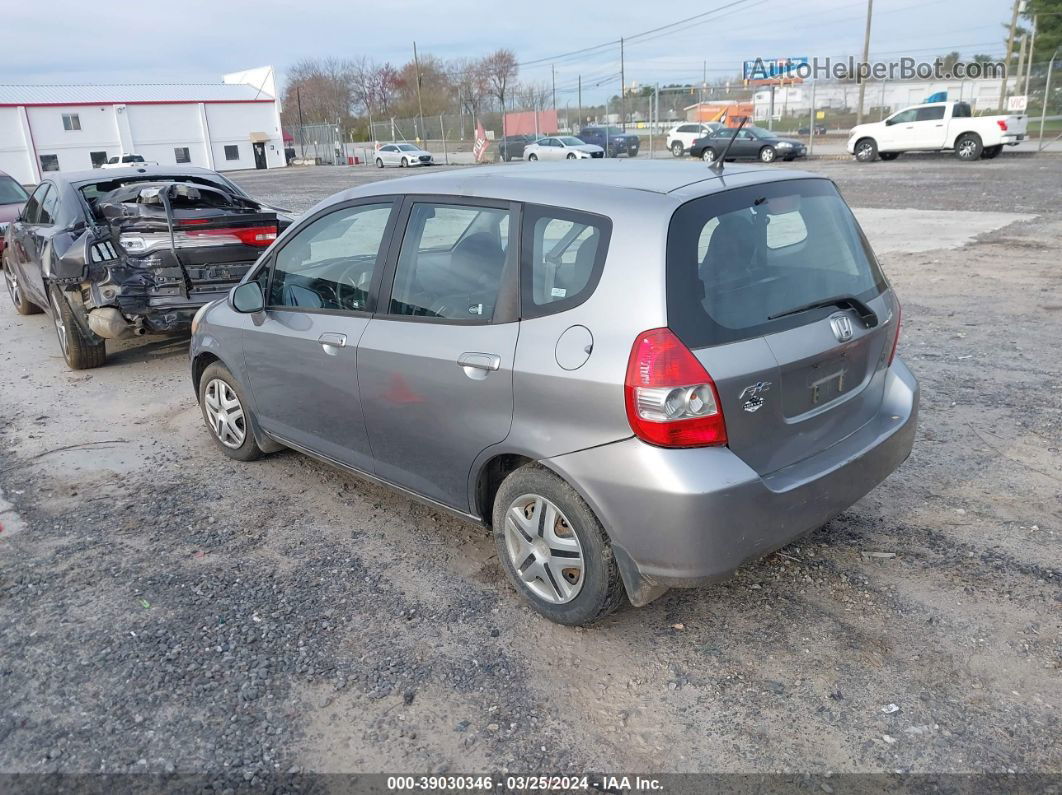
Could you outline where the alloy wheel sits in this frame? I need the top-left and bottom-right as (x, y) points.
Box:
(204, 378), (247, 449)
(702, 149), (716, 163)
(3, 263), (19, 308)
(856, 142), (875, 161)
(760, 147), (776, 163)
(503, 494), (585, 604)
(50, 291), (68, 353)
(957, 139), (977, 159)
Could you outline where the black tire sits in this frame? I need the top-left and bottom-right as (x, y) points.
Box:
(954, 132), (983, 161)
(503, 152), (512, 162)
(48, 284), (105, 370)
(879, 151), (900, 161)
(400, 157), (408, 168)
(197, 362), (264, 462)
(492, 465), (625, 626)
(981, 144), (1002, 160)
(670, 141), (684, 157)
(854, 137), (878, 162)
(759, 145), (777, 163)
(528, 153), (538, 161)
(375, 157), (384, 168)
(3, 257), (42, 315)
(566, 152), (576, 160)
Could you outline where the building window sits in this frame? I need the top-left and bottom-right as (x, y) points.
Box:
(62, 113), (81, 131)
(224, 145), (239, 161)
(90, 151), (108, 168)
(174, 147), (191, 164)
(40, 154), (60, 172)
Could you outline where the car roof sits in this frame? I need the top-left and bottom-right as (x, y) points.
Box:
(334, 161), (825, 213)
(43, 165), (226, 188)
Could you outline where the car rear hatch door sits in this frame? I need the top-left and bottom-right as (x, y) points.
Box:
(667, 177), (899, 477)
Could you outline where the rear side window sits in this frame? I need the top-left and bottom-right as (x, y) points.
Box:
(668, 179), (887, 347)
(0, 176), (29, 204)
(521, 205), (611, 318)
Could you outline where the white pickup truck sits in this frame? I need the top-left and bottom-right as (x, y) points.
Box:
(848, 101), (1028, 162)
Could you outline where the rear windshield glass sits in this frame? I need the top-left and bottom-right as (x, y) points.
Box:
(667, 179), (887, 347)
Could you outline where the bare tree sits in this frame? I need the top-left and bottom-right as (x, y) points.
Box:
(281, 57), (356, 127)
(452, 57), (491, 122)
(483, 49), (519, 114)
(514, 81), (551, 111)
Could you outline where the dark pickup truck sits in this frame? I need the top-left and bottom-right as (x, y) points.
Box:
(575, 126), (640, 157)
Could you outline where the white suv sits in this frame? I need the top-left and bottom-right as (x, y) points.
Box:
(667, 123), (723, 157)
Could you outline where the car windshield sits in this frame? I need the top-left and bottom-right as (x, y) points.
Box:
(602, 127), (625, 135)
(0, 176), (29, 204)
(397, 144), (418, 152)
(667, 179), (887, 347)
(559, 137), (584, 146)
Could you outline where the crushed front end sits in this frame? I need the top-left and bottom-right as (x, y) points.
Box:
(65, 181), (280, 339)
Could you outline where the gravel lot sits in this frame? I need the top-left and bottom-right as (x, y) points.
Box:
(1, 154), (1059, 786)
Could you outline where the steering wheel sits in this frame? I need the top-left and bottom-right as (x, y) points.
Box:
(335, 261), (372, 311)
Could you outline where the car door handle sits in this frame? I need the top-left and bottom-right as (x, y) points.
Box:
(318, 332), (346, 354)
(457, 352), (501, 371)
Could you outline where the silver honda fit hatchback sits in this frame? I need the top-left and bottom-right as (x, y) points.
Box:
(189, 161), (917, 625)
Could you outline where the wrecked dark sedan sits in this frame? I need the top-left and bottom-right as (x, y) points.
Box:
(2, 165), (290, 369)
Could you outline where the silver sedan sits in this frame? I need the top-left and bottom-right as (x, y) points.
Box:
(524, 136), (603, 161)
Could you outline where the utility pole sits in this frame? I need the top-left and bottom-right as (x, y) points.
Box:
(578, 74), (582, 128)
(413, 41), (425, 143)
(999, 0), (1022, 111)
(552, 64), (557, 110)
(1016, 33), (1028, 99)
(296, 85), (305, 155)
(620, 37), (626, 130)
(701, 60), (707, 107)
(1024, 16), (1037, 95)
(855, 0), (874, 126)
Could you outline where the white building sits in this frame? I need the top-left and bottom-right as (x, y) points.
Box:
(0, 66), (284, 184)
(752, 77), (1016, 122)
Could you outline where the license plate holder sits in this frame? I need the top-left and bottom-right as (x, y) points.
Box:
(810, 368), (848, 404)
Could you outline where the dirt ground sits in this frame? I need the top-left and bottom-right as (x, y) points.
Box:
(0, 154), (1059, 784)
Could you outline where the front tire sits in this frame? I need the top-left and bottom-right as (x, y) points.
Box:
(528, 153), (538, 161)
(981, 144), (1002, 159)
(566, 152), (576, 159)
(854, 137), (878, 162)
(492, 466), (625, 626)
(4, 257), (42, 315)
(670, 141), (684, 157)
(49, 284), (105, 370)
(400, 157), (408, 168)
(198, 362), (263, 462)
(954, 132), (983, 161)
(759, 146), (777, 163)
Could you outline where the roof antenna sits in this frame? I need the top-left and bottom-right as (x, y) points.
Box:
(709, 115), (748, 172)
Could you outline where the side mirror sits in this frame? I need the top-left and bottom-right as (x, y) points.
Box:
(231, 281), (264, 313)
(884, 117), (895, 126)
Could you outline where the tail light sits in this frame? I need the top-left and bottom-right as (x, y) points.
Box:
(121, 224), (278, 252)
(624, 328), (727, 448)
(184, 225), (278, 247)
(887, 301), (902, 366)
(996, 119), (1008, 132)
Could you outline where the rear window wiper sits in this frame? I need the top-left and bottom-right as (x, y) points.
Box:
(768, 294), (879, 327)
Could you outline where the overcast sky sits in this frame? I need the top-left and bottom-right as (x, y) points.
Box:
(1, 0), (1013, 104)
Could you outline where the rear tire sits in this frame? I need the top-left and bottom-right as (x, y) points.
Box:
(854, 137), (878, 162)
(198, 362), (264, 462)
(670, 141), (684, 157)
(981, 144), (1002, 159)
(375, 157), (383, 168)
(954, 133), (983, 161)
(49, 284), (105, 370)
(702, 148), (717, 164)
(503, 152), (512, 162)
(879, 151), (900, 161)
(3, 257), (42, 315)
(492, 466), (625, 626)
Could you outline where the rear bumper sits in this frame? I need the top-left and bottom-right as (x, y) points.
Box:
(90, 292), (232, 337)
(544, 359), (918, 604)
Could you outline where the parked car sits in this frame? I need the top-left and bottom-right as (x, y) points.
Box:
(798, 124), (828, 135)
(2, 165), (291, 370)
(0, 170), (29, 257)
(690, 126), (807, 163)
(497, 134), (538, 162)
(667, 122), (724, 156)
(847, 101), (1028, 162)
(576, 126), (640, 157)
(101, 153), (158, 169)
(189, 161), (917, 625)
(375, 143), (434, 168)
(524, 136), (603, 160)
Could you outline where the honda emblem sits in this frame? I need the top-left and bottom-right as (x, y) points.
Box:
(830, 314), (854, 342)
